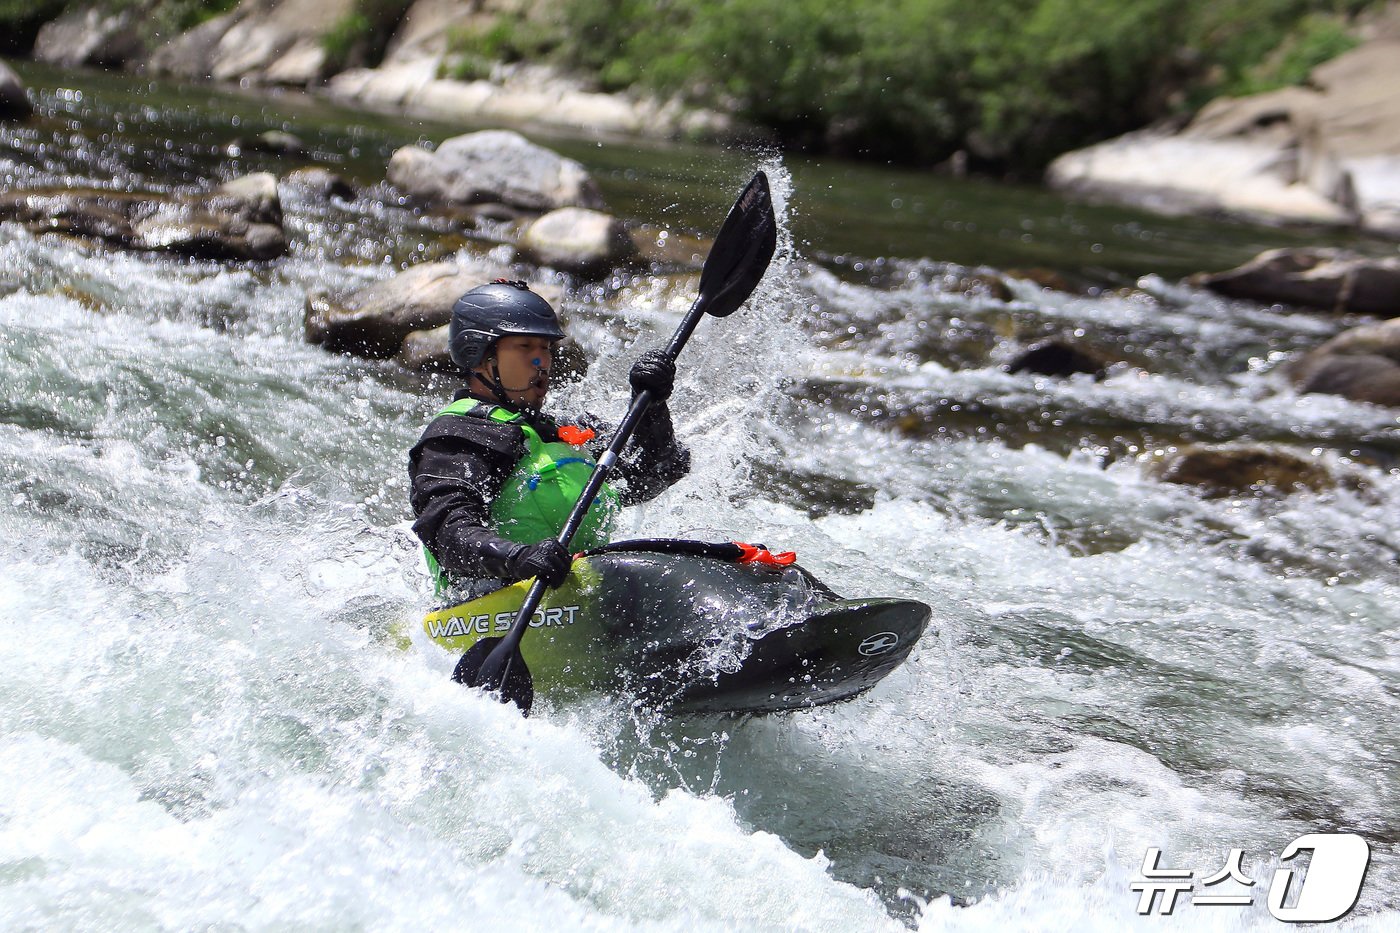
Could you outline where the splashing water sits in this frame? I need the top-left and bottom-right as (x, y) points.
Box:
(1, 65), (1398, 930)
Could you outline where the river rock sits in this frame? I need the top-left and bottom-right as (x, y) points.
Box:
(751, 465), (878, 519)
(324, 61), (432, 108)
(387, 130), (606, 212)
(282, 167), (356, 201)
(1287, 318), (1400, 407)
(216, 172), (282, 215)
(397, 324), (455, 371)
(329, 54), (734, 142)
(517, 208), (636, 277)
(1291, 354), (1400, 407)
(946, 272), (1014, 302)
(229, 130), (307, 157)
(33, 6), (144, 69)
(306, 262), (479, 358)
(1005, 267), (1081, 294)
(304, 259), (565, 358)
(147, 11), (241, 79)
(1046, 127), (1355, 227)
(381, 0), (484, 65)
(147, 0), (357, 85)
(1151, 443), (1340, 496)
(1046, 14), (1400, 236)
(1194, 248), (1400, 316)
(1006, 339), (1112, 378)
(0, 173), (287, 260)
(0, 60), (31, 119)
(1299, 316), (1400, 359)
(320, 0), (736, 141)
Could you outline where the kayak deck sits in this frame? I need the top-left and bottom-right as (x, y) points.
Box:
(422, 544), (931, 714)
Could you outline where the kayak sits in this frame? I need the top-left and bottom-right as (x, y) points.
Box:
(421, 539), (931, 714)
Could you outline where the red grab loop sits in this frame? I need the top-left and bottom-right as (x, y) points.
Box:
(733, 541), (797, 566)
(557, 425), (596, 446)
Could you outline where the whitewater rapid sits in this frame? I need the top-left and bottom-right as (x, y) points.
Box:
(3, 66), (1399, 931)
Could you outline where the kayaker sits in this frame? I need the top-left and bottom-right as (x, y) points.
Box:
(409, 279), (690, 598)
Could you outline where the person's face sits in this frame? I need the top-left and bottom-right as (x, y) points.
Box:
(485, 335), (554, 407)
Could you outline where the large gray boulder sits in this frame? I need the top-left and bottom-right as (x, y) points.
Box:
(518, 207), (636, 277)
(0, 60), (32, 120)
(0, 173), (287, 260)
(397, 323), (457, 371)
(387, 130), (606, 212)
(33, 7), (144, 68)
(305, 261), (484, 358)
(1047, 11), (1400, 236)
(304, 259), (564, 359)
(147, 8), (245, 79)
(325, 0), (735, 141)
(380, 0), (476, 65)
(147, 0), (357, 85)
(1194, 248), (1400, 316)
(1287, 318), (1400, 407)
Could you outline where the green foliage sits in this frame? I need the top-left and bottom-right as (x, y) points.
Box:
(147, 0), (241, 40)
(0, 0), (66, 52)
(1232, 13), (1361, 95)
(1183, 0), (1371, 102)
(322, 13), (373, 70)
(321, 0), (413, 72)
(557, 0), (1384, 172)
(1, 0), (240, 53)
(6, 0), (1378, 171)
(443, 15), (564, 81)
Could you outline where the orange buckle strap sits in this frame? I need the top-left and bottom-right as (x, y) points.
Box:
(733, 542), (797, 566)
(557, 425), (596, 445)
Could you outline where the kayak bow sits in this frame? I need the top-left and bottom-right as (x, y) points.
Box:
(425, 539), (931, 715)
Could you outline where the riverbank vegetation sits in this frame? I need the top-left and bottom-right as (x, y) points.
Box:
(2, 0), (1387, 174)
(557, 0), (1385, 173)
(0, 0), (239, 53)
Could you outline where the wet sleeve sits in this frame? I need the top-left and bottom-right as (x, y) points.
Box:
(595, 401), (691, 506)
(408, 420), (524, 579)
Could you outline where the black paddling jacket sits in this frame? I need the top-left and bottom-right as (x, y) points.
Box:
(408, 388), (690, 584)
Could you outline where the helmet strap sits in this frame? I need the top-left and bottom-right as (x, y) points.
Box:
(472, 357), (542, 414)
(471, 365), (515, 409)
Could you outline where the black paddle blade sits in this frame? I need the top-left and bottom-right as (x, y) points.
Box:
(453, 637), (534, 715)
(697, 171), (778, 318)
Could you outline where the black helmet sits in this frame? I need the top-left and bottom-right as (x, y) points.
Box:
(449, 280), (566, 372)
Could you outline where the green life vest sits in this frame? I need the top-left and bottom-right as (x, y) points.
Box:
(424, 398), (620, 593)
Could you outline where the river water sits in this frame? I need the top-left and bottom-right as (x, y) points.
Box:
(1, 62), (1398, 930)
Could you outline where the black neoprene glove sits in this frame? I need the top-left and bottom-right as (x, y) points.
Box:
(504, 539), (572, 587)
(629, 350), (676, 403)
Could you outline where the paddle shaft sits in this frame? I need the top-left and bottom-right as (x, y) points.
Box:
(461, 170), (776, 706)
(481, 294), (714, 677)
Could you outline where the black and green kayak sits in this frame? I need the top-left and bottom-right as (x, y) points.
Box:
(422, 539), (931, 715)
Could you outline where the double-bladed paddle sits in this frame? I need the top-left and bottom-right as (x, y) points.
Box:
(453, 170), (780, 714)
